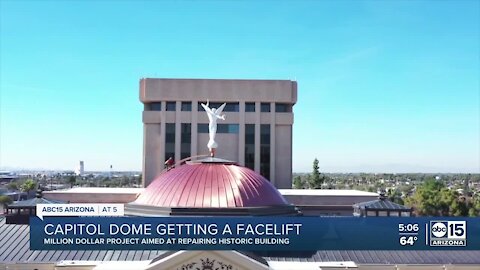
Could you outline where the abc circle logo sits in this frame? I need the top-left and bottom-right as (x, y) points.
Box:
(431, 222), (447, 238)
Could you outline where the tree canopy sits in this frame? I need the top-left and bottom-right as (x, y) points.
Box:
(293, 176), (304, 189)
(405, 178), (471, 216)
(292, 158), (331, 189)
(21, 179), (36, 193)
(308, 158), (325, 189)
(68, 176), (76, 188)
(0, 195), (12, 206)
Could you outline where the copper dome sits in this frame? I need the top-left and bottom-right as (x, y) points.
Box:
(134, 162), (289, 208)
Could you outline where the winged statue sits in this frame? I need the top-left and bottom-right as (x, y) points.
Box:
(200, 99), (226, 157)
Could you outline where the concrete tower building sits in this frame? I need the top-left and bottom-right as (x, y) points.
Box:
(140, 78), (297, 188)
(75, 161), (84, 176)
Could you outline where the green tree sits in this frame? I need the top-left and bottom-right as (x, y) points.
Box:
(21, 179), (36, 194)
(450, 196), (469, 216)
(0, 195), (12, 207)
(468, 194), (480, 216)
(405, 178), (443, 216)
(68, 176), (76, 188)
(387, 188), (404, 205)
(405, 178), (470, 216)
(438, 188), (459, 216)
(308, 158), (324, 189)
(293, 176), (304, 189)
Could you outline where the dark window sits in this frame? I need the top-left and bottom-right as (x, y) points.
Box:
(225, 124), (239, 133)
(146, 102), (161, 111)
(181, 123), (191, 160)
(245, 102), (255, 112)
(197, 124), (239, 134)
(166, 102), (176, 111)
(198, 123), (209, 133)
(261, 124), (270, 144)
(165, 123), (176, 163)
(275, 103), (291, 112)
(245, 124), (255, 170)
(260, 124), (270, 180)
(245, 125), (255, 144)
(227, 103), (240, 112)
(181, 102), (192, 111)
(261, 103), (271, 112)
(198, 102), (239, 112)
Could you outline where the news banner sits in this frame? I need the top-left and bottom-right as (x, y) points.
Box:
(30, 204), (480, 251)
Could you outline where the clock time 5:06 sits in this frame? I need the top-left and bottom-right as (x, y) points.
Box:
(399, 223), (419, 233)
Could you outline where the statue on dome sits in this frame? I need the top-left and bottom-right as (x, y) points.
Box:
(200, 99), (226, 157)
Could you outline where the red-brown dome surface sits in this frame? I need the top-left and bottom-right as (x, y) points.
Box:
(134, 162), (288, 208)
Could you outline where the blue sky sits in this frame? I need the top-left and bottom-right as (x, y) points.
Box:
(1, 0), (479, 173)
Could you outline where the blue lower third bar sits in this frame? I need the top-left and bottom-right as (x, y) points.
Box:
(29, 217), (480, 251)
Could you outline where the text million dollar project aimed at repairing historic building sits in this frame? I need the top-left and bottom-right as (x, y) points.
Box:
(140, 78), (297, 188)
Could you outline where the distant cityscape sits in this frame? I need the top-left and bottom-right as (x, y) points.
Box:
(292, 159), (480, 217)
(1, 163), (479, 214)
(1, 168), (478, 193)
(0, 169), (142, 190)
(1, 159), (478, 193)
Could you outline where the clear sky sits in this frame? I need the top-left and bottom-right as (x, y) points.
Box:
(1, 0), (479, 173)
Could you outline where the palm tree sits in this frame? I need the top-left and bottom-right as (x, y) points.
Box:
(21, 179), (37, 197)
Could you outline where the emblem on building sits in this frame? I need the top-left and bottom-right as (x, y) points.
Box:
(177, 257), (234, 270)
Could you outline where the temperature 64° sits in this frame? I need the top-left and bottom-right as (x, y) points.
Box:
(400, 236), (418, 246)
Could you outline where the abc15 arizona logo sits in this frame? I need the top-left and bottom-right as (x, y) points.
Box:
(428, 221), (467, 247)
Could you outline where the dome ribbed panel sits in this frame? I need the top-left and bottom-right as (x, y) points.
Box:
(134, 163), (288, 208)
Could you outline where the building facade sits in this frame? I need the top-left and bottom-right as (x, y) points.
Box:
(140, 78), (297, 188)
